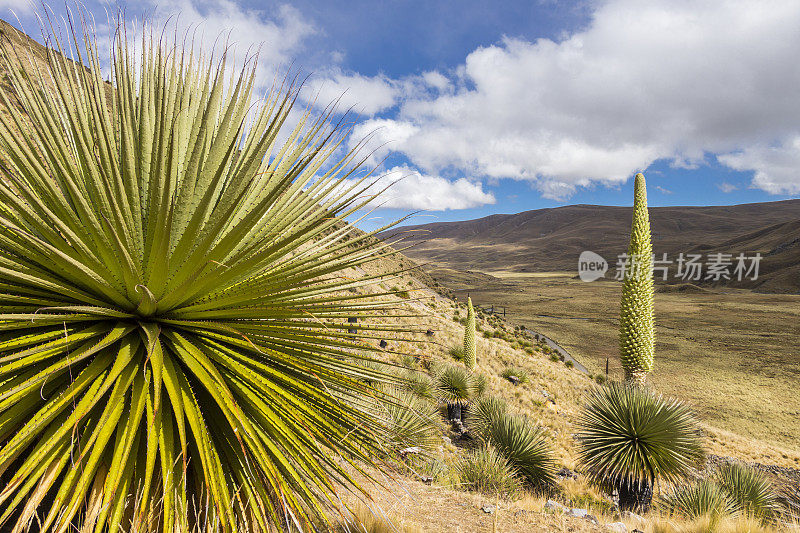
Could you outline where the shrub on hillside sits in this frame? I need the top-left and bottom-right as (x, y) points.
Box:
(481, 412), (557, 488)
(434, 365), (481, 421)
(501, 367), (530, 385)
(471, 396), (509, 436)
(455, 446), (522, 496)
(716, 463), (779, 521)
(660, 479), (736, 525)
(381, 386), (441, 455)
(449, 345), (465, 361)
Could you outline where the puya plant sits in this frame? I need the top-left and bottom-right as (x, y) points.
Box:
(0, 14), (415, 533)
(619, 172), (655, 386)
(463, 296), (477, 370)
(576, 382), (705, 512)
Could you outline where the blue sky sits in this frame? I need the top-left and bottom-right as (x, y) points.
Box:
(4, 0), (799, 229)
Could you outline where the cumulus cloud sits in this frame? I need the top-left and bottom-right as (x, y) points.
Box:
(363, 166), (495, 210)
(716, 182), (739, 193)
(718, 137), (800, 195)
(0, 0), (32, 13)
(359, 0), (800, 197)
(304, 71), (399, 115)
(139, 0), (315, 89)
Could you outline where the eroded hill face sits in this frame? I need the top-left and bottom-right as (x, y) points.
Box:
(388, 200), (800, 293)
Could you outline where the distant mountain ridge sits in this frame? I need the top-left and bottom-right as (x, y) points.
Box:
(386, 199), (800, 293)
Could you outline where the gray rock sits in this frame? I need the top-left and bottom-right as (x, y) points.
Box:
(622, 510), (645, 526)
(584, 514), (599, 524)
(566, 508), (588, 518)
(481, 505), (495, 514)
(544, 499), (566, 511)
(606, 523), (627, 533)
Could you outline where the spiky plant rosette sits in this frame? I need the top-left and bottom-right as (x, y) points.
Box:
(434, 365), (478, 406)
(378, 385), (440, 455)
(0, 18), (417, 532)
(479, 412), (556, 487)
(715, 463), (779, 521)
(470, 396), (508, 437)
(659, 479), (737, 521)
(576, 382), (705, 490)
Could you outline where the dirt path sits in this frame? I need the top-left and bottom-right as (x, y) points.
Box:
(525, 328), (590, 374)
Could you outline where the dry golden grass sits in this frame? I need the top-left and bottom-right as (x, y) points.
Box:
(338, 256), (800, 532)
(422, 267), (800, 465)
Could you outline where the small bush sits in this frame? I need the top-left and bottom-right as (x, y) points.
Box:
(482, 331), (492, 338)
(660, 480), (736, 523)
(595, 374), (607, 385)
(480, 412), (556, 488)
(455, 446), (521, 496)
(549, 354), (560, 362)
(404, 371), (435, 400)
(448, 345), (465, 361)
(472, 372), (488, 398)
(471, 396), (508, 436)
(565, 360), (574, 368)
(716, 463), (779, 520)
(326, 502), (423, 533)
(560, 478), (617, 516)
(381, 386), (441, 454)
(501, 367), (530, 385)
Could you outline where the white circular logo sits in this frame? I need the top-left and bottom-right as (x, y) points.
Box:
(578, 251), (608, 282)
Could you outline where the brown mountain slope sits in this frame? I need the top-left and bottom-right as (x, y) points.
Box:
(387, 199), (800, 292)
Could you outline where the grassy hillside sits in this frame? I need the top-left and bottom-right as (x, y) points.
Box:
(423, 267), (800, 452)
(388, 200), (800, 293)
(338, 260), (800, 531)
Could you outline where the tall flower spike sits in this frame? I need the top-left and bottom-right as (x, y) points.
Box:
(619, 173), (655, 386)
(464, 297), (477, 370)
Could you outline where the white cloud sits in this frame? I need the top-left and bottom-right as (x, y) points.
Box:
(420, 71), (450, 92)
(716, 182), (739, 193)
(348, 118), (420, 167)
(363, 166), (495, 210)
(358, 0), (800, 197)
(0, 0), (32, 13)
(304, 71), (399, 115)
(142, 0), (315, 89)
(718, 137), (800, 195)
